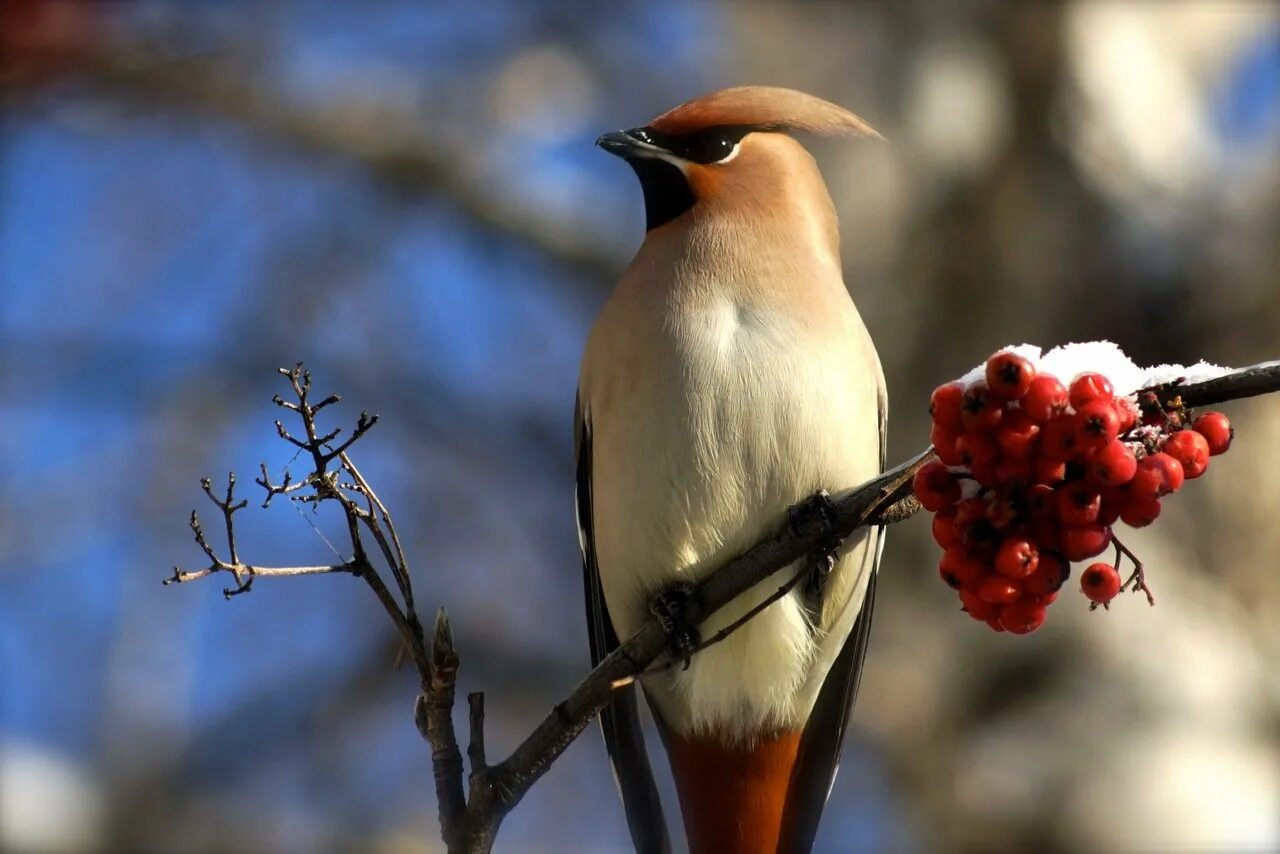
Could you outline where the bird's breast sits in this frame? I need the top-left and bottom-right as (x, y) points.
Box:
(585, 284), (880, 739)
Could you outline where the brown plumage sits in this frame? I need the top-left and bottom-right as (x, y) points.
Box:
(649, 85), (882, 139)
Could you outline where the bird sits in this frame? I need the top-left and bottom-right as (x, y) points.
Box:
(575, 86), (887, 854)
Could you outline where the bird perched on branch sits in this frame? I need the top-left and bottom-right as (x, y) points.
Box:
(576, 86), (887, 854)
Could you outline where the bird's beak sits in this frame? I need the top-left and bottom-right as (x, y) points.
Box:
(595, 129), (663, 160)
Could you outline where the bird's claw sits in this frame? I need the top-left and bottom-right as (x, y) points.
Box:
(789, 490), (842, 613)
(648, 582), (701, 669)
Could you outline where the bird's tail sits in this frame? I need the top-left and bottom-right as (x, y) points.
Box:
(665, 729), (803, 854)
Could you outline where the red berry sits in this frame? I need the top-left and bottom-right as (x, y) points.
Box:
(1039, 416), (1077, 462)
(955, 431), (999, 468)
(1115, 397), (1139, 432)
(1163, 429), (1210, 479)
(1148, 451), (1185, 492)
(1056, 483), (1102, 527)
(1129, 452), (1184, 500)
(1069, 373), (1114, 409)
(1080, 562), (1122, 604)
(1024, 551), (1070, 595)
(930, 382), (965, 430)
(1096, 486), (1125, 526)
(913, 461), (962, 511)
(994, 456), (1035, 487)
(978, 575), (1024, 605)
(1192, 411), (1233, 456)
(959, 588), (1001, 621)
(931, 508), (959, 549)
(1022, 375), (1069, 422)
(931, 424), (963, 466)
(961, 383), (1005, 432)
(995, 410), (1041, 459)
(1090, 439), (1138, 486)
(995, 537), (1039, 579)
(985, 351), (1037, 400)
(1026, 483), (1056, 519)
(986, 616), (1007, 632)
(940, 547), (986, 590)
(1061, 524), (1113, 561)
(1030, 517), (1062, 552)
(1034, 457), (1067, 485)
(1119, 495), (1161, 528)
(1074, 400), (1121, 450)
(999, 599), (1047, 634)
(1027, 591), (1059, 607)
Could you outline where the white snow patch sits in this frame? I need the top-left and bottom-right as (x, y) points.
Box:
(958, 340), (1231, 397)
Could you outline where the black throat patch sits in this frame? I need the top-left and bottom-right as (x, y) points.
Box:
(628, 157), (696, 231)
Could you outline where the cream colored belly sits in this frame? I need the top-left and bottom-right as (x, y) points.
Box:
(587, 298), (881, 741)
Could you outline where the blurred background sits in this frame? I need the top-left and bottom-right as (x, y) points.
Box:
(3, 1), (1279, 851)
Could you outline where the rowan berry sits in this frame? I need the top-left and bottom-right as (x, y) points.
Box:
(1080, 562), (1122, 604)
(1128, 452), (1183, 500)
(999, 599), (1047, 634)
(1039, 416), (1077, 462)
(1118, 495), (1161, 528)
(1192, 411), (1233, 456)
(940, 547), (986, 590)
(1026, 483), (1056, 519)
(1056, 482), (1102, 527)
(1096, 487), (1125, 526)
(1024, 551), (1069, 595)
(955, 431), (999, 468)
(1074, 400), (1121, 450)
(1030, 517), (1062, 552)
(1090, 439), (1138, 487)
(931, 508), (959, 549)
(959, 588), (1000, 621)
(985, 351), (1036, 400)
(1115, 397), (1139, 432)
(1034, 457), (1067, 485)
(995, 457), (1035, 487)
(978, 576), (1024, 605)
(931, 424), (963, 466)
(913, 461), (961, 511)
(1060, 523), (1113, 561)
(1163, 429), (1210, 479)
(995, 537), (1039, 579)
(996, 410), (1040, 459)
(930, 382), (965, 430)
(1022, 375), (1069, 422)
(961, 383), (1004, 432)
(1069, 373), (1114, 409)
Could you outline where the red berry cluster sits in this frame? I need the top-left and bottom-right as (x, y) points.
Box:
(914, 350), (1235, 634)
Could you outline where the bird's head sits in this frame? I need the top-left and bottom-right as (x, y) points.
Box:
(597, 86), (880, 232)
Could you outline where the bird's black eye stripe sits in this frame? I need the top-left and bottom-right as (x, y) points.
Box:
(628, 125), (754, 164)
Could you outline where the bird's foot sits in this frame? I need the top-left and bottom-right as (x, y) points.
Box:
(648, 582), (701, 669)
(788, 490), (842, 606)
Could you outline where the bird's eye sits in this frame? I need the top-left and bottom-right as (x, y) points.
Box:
(676, 126), (749, 164)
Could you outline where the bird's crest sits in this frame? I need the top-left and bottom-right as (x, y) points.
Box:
(649, 85), (881, 140)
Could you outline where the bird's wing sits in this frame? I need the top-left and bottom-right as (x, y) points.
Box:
(780, 384), (888, 852)
(575, 395), (672, 854)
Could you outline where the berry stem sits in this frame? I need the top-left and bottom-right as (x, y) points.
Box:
(1113, 534), (1154, 606)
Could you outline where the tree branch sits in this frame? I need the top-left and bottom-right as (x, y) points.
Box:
(168, 359), (1280, 852)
